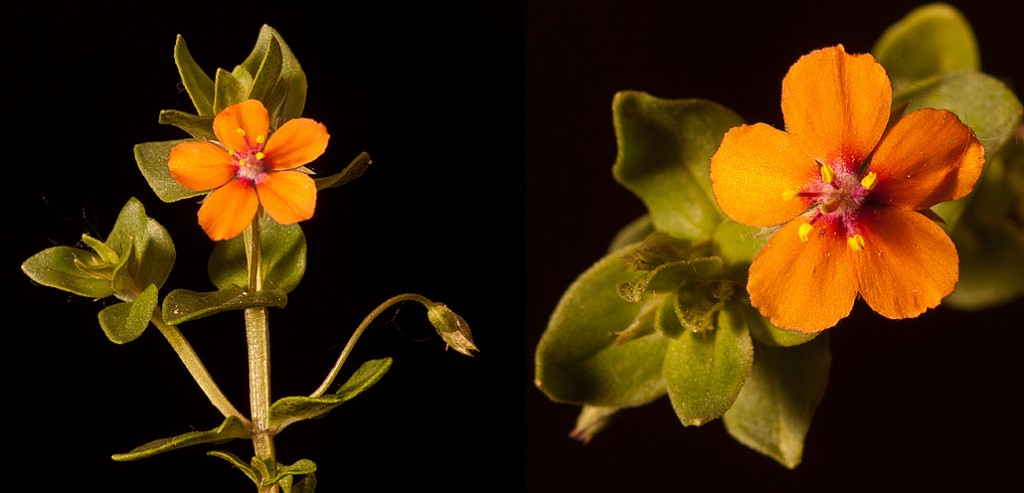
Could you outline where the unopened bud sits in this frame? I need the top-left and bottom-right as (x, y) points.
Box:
(426, 302), (478, 357)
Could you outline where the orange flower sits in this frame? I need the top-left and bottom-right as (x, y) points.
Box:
(169, 99), (329, 241)
(710, 45), (984, 332)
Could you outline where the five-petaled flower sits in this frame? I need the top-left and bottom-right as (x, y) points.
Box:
(169, 99), (330, 241)
(710, 45), (984, 332)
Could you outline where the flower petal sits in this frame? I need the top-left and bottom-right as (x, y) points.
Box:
(781, 45), (891, 172)
(868, 108), (984, 210)
(168, 142), (236, 191)
(213, 100), (270, 154)
(711, 123), (819, 226)
(262, 118), (330, 171)
(197, 179), (260, 241)
(852, 207), (957, 319)
(256, 171), (317, 225)
(748, 218), (858, 332)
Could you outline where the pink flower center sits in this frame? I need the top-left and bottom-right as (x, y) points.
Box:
(230, 128), (268, 184)
(787, 164), (877, 251)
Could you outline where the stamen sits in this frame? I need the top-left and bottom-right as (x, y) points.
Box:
(256, 135), (265, 144)
(256, 152), (265, 160)
(236, 128), (246, 137)
(847, 234), (865, 251)
(820, 165), (836, 184)
(798, 223), (813, 243)
(239, 159), (247, 167)
(781, 188), (799, 201)
(860, 171), (878, 190)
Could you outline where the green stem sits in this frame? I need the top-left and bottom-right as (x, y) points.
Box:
(245, 218), (277, 492)
(310, 293), (432, 398)
(151, 308), (249, 427)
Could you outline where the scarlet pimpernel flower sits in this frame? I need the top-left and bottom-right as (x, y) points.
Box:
(710, 45), (984, 332)
(169, 99), (330, 241)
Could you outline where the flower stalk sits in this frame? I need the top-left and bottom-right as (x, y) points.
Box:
(244, 216), (277, 490)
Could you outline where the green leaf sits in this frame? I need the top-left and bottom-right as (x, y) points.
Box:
(607, 215), (654, 253)
(314, 152), (372, 191)
(740, 300), (818, 348)
(162, 285), (288, 325)
(535, 245), (669, 407)
(284, 471), (317, 493)
(723, 334), (831, 469)
(713, 219), (769, 280)
(664, 302), (753, 426)
(158, 109), (215, 140)
(112, 416), (251, 461)
(673, 282), (723, 333)
(97, 284), (158, 344)
(240, 25), (308, 123)
(653, 293), (684, 339)
(245, 34), (283, 107)
(892, 70), (1023, 157)
(213, 68), (247, 114)
(208, 217), (306, 294)
(268, 459), (317, 488)
(135, 140), (207, 203)
(612, 91), (743, 241)
(208, 450), (259, 485)
(22, 246), (115, 298)
(616, 257), (723, 303)
(873, 3), (979, 84)
(174, 34), (215, 116)
(269, 358), (392, 433)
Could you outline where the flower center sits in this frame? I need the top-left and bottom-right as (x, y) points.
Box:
(785, 164), (877, 251)
(231, 128), (268, 184)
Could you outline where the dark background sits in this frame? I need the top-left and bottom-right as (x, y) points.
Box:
(528, 0), (1023, 492)
(9, 3), (524, 492)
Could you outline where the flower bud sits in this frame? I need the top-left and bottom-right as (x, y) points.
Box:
(425, 302), (478, 357)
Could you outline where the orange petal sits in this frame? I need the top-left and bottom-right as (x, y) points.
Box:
(262, 118), (330, 171)
(781, 45), (891, 172)
(197, 179), (260, 241)
(748, 218), (857, 332)
(168, 142), (236, 191)
(868, 108), (984, 210)
(256, 171), (317, 225)
(213, 100), (270, 154)
(711, 123), (819, 226)
(852, 207), (957, 319)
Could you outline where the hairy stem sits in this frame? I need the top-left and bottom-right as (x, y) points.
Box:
(245, 218), (277, 492)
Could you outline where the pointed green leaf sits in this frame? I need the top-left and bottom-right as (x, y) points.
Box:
(664, 302), (753, 426)
(22, 246), (115, 298)
(713, 219), (769, 280)
(620, 231), (692, 271)
(723, 334), (831, 469)
(158, 109), (215, 140)
(314, 152), (372, 191)
(174, 35), (215, 116)
(135, 140), (206, 203)
(98, 283), (158, 344)
(617, 257), (723, 303)
(112, 415), (251, 461)
(873, 3), (979, 84)
(535, 245), (669, 407)
(270, 358), (392, 433)
(267, 459), (317, 488)
(246, 35), (283, 106)
(240, 25), (308, 123)
(285, 471), (317, 493)
(674, 282), (723, 333)
(208, 450), (259, 485)
(213, 68), (247, 114)
(607, 215), (654, 252)
(208, 217), (306, 293)
(612, 91), (743, 241)
(106, 198), (148, 255)
(162, 285), (288, 325)
(740, 300), (818, 347)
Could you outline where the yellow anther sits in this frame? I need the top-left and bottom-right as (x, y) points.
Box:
(820, 164), (835, 184)
(236, 128), (246, 137)
(238, 159), (247, 167)
(256, 152), (265, 160)
(798, 223), (813, 243)
(847, 234), (865, 251)
(860, 171), (878, 190)
(256, 135), (266, 144)
(781, 188), (799, 201)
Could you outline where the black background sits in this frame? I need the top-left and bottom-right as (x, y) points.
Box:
(9, 3), (524, 492)
(528, 0), (1022, 492)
